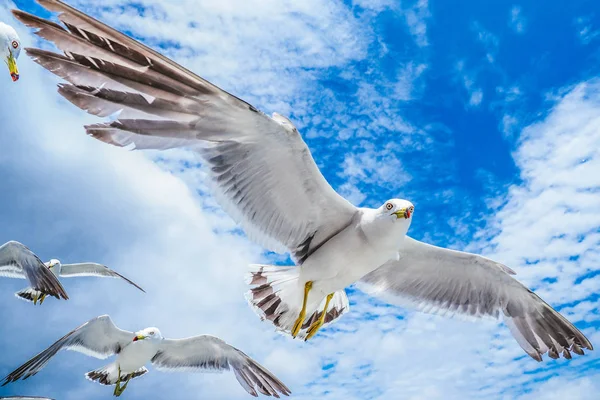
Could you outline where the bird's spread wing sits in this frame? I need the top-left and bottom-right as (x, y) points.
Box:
(2, 315), (133, 385)
(0, 241), (68, 300)
(13, 1), (357, 261)
(152, 336), (290, 397)
(59, 262), (145, 292)
(358, 236), (593, 361)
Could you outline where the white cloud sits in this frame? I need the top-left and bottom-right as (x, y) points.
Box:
(472, 21), (499, 63)
(509, 6), (527, 34)
(394, 62), (428, 101)
(469, 88), (484, 106)
(0, 2), (598, 400)
(575, 16), (600, 45)
(402, 0), (431, 47)
(456, 60), (484, 108)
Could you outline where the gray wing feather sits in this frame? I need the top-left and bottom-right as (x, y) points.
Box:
(59, 263), (145, 292)
(2, 315), (133, 385)
(358, 236), (593, 361)
(0, 241), (68, 300)
(13, 2), (357, 260)
(152, 336), (291, 397)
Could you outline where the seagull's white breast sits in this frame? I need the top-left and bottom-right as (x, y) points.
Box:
(116, 340), (159, 374)
(300, 210), (410, 296)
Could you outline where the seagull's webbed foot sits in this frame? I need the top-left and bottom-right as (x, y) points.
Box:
(39, 293), (47, 305)
(291, 281), (313, 338)
(305, 292), (334, 341)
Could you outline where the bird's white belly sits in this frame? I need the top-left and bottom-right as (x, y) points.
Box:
(116, 342), (157, 373)
(300, 228), (399, 296)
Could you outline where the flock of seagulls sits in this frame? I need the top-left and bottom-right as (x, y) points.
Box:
(0, 0), (594, 398)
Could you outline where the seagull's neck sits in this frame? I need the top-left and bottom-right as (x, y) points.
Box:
(359, 209), (411, 249)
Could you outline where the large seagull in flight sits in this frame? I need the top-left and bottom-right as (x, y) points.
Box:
(13, 0), (593, 361)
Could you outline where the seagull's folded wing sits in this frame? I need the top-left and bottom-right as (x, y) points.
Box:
(13, 0), (357, 261)
(2, 315), (133, 384)
(0, 241), (68, 300)
(357, 236), (593, 361)
(60, 262), (145, 292)
(152, 335), (291, 397)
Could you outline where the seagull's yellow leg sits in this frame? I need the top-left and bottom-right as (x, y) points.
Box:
(305, 292), (334, 341)
(113, 366), (123, 397)
(33, 292), (39, 305)
(115, 374), (132, 397)
(39, 294), (47, 305)
(291, 281), (313, 338)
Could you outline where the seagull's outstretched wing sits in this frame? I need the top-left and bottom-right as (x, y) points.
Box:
(358, 237), (593, 361)
(0, 241), (68, 300)
(59, 262), (145, 292)
(2, 315), (133, 385)
(152, 335), (291, 397)
(13, 0), (357, 262)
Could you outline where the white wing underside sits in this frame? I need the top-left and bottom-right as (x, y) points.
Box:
(358, 236), (593, 361)
(2, 315), (133, 384)
(13, 0), (358, 262)
(0, 264), (26, 279)
(151, 335), (290, 397)
(59, 263), (145, 292)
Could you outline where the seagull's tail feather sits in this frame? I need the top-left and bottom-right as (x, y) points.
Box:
(85, 364), (148, 386)
(245, 264), (349, 339)
(15, 287), (41, 303)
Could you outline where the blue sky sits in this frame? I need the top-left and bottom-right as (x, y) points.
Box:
(0, 0), (599, 399)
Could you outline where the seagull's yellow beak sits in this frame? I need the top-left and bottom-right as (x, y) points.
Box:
(133, 334), (146, 342)
(6, 52), (18, 82)
(393, 207), (413, 219)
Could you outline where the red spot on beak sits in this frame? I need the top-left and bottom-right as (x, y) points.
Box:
(11, 73), (19, 82)
(133, 336), (139, 342)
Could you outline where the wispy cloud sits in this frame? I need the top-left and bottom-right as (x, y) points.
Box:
(509, 5), (527, 34)
(402, 0), (431, 47)
(575, 16), (600, 44)
(1, 1), (599, 399)
(472, 21), (500, 63)
(456, 60), (484, 107)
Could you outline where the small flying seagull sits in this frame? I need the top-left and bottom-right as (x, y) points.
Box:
(18, 258), (145, 305)
(2, 315), (291, 398)
(0, 240), (144, 305)
(0, 21), (20, 81)
(12, 0), (593, 361)
(0, 241), (68, 303)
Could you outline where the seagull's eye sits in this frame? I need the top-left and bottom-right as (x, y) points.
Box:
(385, 203), (394, 211)
(11, 41), (18, 49)
(149, 331), (155, 335)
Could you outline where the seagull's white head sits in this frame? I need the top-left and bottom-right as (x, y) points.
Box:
(47, 259), (61, 268)
(379, 198), (415, 221)
(133, 327), (163, 342)
(0, 22), (21, 82)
